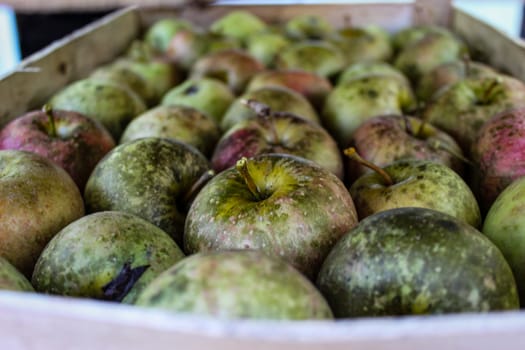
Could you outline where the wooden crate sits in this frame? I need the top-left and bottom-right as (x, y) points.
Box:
(1, 2), (525, 349)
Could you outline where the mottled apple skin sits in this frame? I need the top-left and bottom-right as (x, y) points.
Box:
(190, 49), (264, 95)
(136, 250), (333, 320)
(0, 256), (34, 292)
(424, 76), (525, 153)
(317, 207), (519, 318)
(221, 86), (320, 131)
(120, 105), (220, 156)
(0, 109), (116, 190)
(246, 70), (332, 111)
(349, 115), (464, 180)
(330, 26), (392, 65)
(49, 79), (147, 140)
(185, 154), (358, 279)
(212, 112), (343, 178)
(32, 211), (185, 304)
(350, 160), (481, 228)
(471, 108), (525, 211)
(0, 150), (84, 276)
(483, 177), (525, 303)
(84, 138), (210, 244)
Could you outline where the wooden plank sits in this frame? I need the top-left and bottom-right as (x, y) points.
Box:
(1, 0), (191, 12)
(0, 7), (140, 126)
(452, 7), (525, 81)
(414, 0), (452, 27)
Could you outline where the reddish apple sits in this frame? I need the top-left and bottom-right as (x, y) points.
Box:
(0, 106), (115, 190)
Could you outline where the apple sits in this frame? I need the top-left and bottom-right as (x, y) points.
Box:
(184, 153), (358, 279)
(471, 108), (525, 211)
(161, 77), (235, 125)
(136, 250), (333, 320)
(276, 41), (346, 78)
(84, 137), (211, 245)
(391, 25), (455, 53)
(284, 14), (334, 40)
(49, 78), (147, 140)
(221, 85), (320, 131)
(120, 105), (220, 157)
(423, 75), (525, 152)
(0, 150), (84, 276)
(347, 150), (481, 227)
(210, 10), (267, 43)
(246, 70), (332, 111)
(0, 105), (116, 190)
(483, 176), (525, 302)
(144, 17), (194, 53)
(330, 25), (392, 65)
(211, 100), (343, 178)
(0, 256), (34, 292)
(317, 207), (519, 318)
(337, 61), (408, 86)
(190, 49), (265, 95)
(32, 211), (185, 303)
(349, 115), (465, 180)
(246, 32), (290, 67)
(322, 75), (416, 147)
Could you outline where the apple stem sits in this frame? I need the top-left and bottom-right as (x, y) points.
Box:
(415, 117), (427, 139)
(344, 147), (394, 186)
(241, 99), (280, 144)
(462, 53), (471, 76)
(236, 157), (262, 200)
(42, 104), (57, 138)
(402, 115), (414, 136)
(182, 169), (216, 208)
(427, 139), (473, 165)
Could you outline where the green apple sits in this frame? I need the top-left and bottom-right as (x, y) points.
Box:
(284, 14), (334, 40)
(120, 105), (220, 157)
(136, 250), (333, 320)
(348, 156), (480, 227)
(391, 25), (455, 53)
(32, 211), (185, 303)
(84, 137), (210, 244)
(144, 17), (194, 53)
(330, 25), (392, 65)
(323, 75), (416, 147)
(210, 10), (267, 43)
(0, 150), (84, 276)
(49, 78), (146, 140)
(317, 207), (519, 318)
(0, 256), (34, 292)
(184, 153), (358, 279)
(246, 32), (290, 67)
(337, 61), (408, 85)
(221, 86), (320, 131)
(483, 176), (525, 302)
(161, 77), (235, 124)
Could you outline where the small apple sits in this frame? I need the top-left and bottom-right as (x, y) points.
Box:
(246, 32), (290, 67)
(0, 150), (84, 276)
(211, 100), (343, 178)
(337, 61), (408, 85)
(84, 137), (211, 244)
(471, 108), (525, 211)
(32, 211), (185, 303)
(347, 149), (481, 227)
(136, 250), (333, 320)
(330, 25), (392, 65)
(190, 49), (265, 95)
(210, 10), (267, 43)
(184, 153), (358, 279)
(120, 105), (220, 157)
(349, 115), (465, 180)
(0, 105), (116, 190)
(221, 85), (320, 131)
(322, 75), (416, 147)
(284, 14), (334, 40)
(423, 75), (525, 152)
(161, 77), (235, 125)
(144, 17), (194, 53)
(483, 176), (525, 302)
(49, 78), (147, 140)
(392, 25), (455, 53)
(246, 70), (332, 111)
(0, 256), (34, 292)
(317, 207), (519, 318)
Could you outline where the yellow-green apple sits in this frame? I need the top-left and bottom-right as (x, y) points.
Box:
(330, 25), (392, 65)
(0, 256), (34, 292)
(284, 14), (334, 40)
(144, 17), (194, 53)
(210, 10), (267, 43)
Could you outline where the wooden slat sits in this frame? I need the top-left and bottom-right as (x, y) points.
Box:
(1, 0), (191, 12)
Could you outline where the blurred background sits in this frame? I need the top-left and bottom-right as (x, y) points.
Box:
(1, 0), (524, 76)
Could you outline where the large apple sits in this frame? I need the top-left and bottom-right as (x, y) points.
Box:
(32, 211), (185, 304)
(349, 115), (465, 180)
(184, 153), (358, 279)
(348, 153), (481, 227)
(471, 108), (525, 211)
(211, 100), (343, 178)
(317, 207), (519, 318)
(84, 137), (211, 244)
(136, 250), (333, 320)
(0, 106), (115, 190)
(423, 75), (525, 152)
(0, 150), (84, 276)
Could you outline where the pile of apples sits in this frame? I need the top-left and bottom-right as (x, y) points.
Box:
(1, 9), (525, 320)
